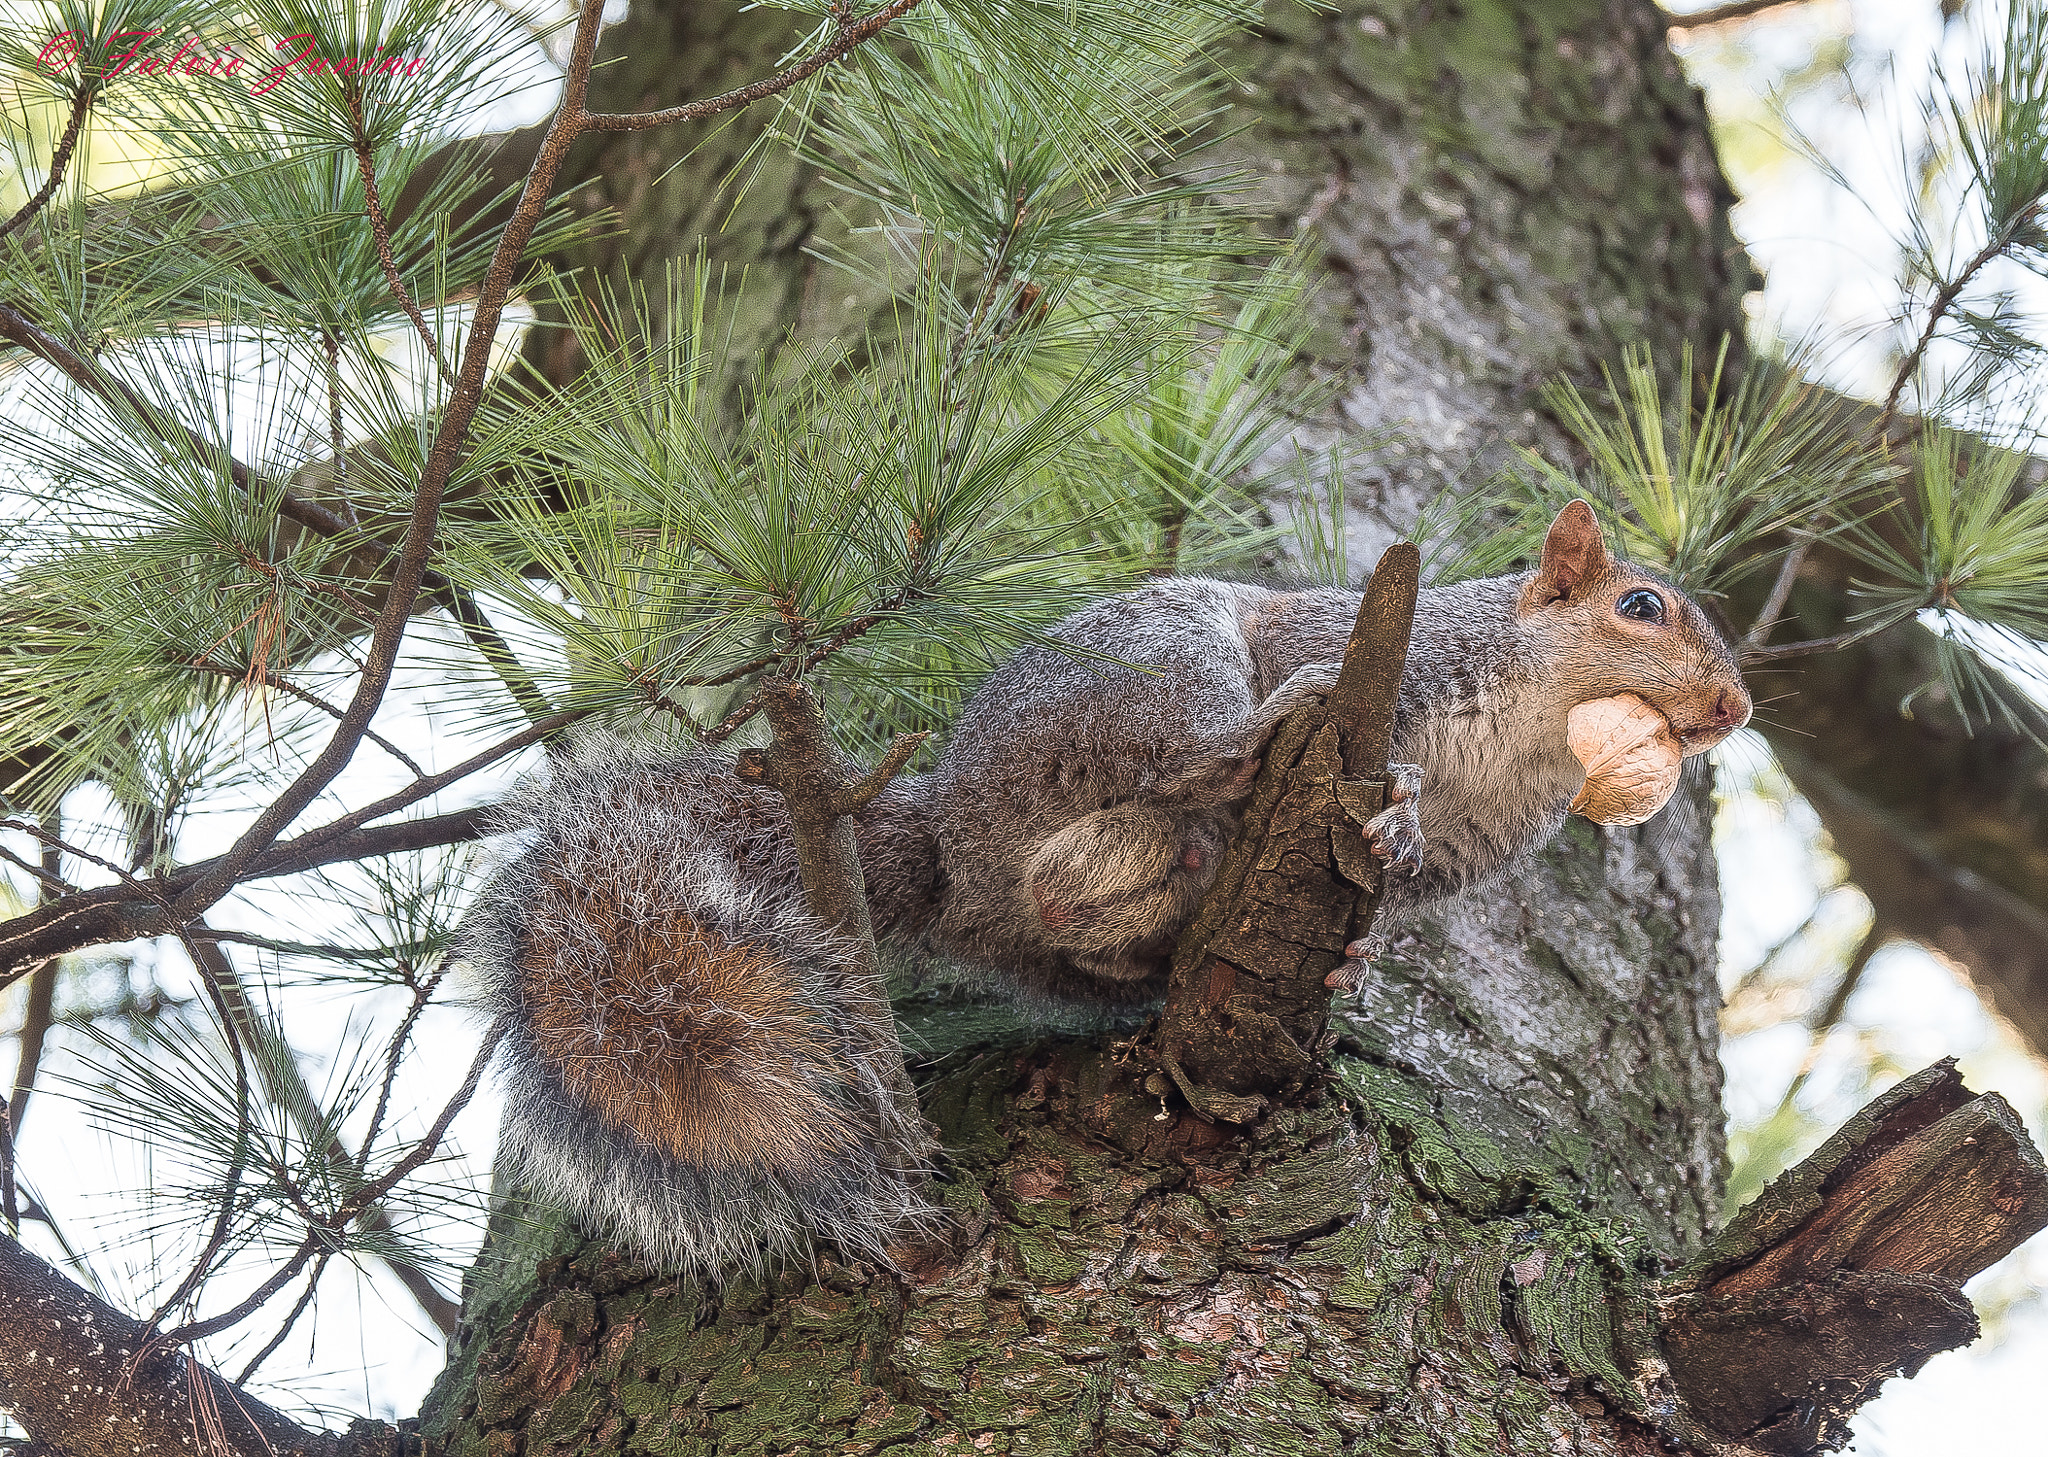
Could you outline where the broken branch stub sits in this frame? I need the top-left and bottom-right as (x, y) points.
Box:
(1658, 1059), (2048, 1455)
(1154, 543), (1420, 1108)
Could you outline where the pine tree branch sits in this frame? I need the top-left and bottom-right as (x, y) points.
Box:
(1877, 215), (2036, 439)
(151, 1026), (497, 1350)
(0, 1230), (338, 1457)
(180, 927), (461, 1338)
(0, 86), (94, 244)
(0, 300), (549, 720)
(0, 303), (355, 541)
(344, 89), (457, 387)
(0, 802), (501, 983)
(579, 0), (927, 132)
(182, 658), (424, 776)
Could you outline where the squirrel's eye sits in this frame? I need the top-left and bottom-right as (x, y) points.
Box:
(1616, 588), (1665, 624)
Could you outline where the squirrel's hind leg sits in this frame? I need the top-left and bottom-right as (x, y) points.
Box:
(1157, 662), (1344, 803)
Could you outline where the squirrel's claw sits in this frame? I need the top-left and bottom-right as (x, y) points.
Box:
(1325, 934), (1387, 990)
(1363, 763), (1425, 875)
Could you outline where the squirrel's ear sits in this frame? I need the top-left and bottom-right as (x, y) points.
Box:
(1527, 499), (1611, 606)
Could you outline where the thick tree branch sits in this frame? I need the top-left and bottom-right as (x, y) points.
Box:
(1152, 543), (1420, 1111)
(1660, 1061), (2048, 1453)
(0, 1232), (337, 1457)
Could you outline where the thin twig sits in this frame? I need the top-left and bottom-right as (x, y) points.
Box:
(435, 584), (552, 723)
(1877, 218), (2034, 440)
(183, 926), (403, 962)
(345, 87), (457, 386)
(143, 923), (256, 1338)
(1766, 920), (1888, 1122)
(181, 923), (461, 1335)
(0, 717), (568, 983)
(7, 964), (56, 1140)
(233, 1250), (330, 1386)
(333, 1024), (500, 1224)
(318, 329), (358, 529)
(0, 87), (94, 244)
(0, 817), (141, 888)
(580, 0), (928, 133)
(0, 1109), (17, 1236)
(1741, 621), (1894, 664)
(155, 1025), (499, 1348)
(184, 657), (424, 776)
(1745, 539), (1811, 647)
(1664, 0), (1819, 30)
(0, 844), (72, 897)
(357, 963), (448, 1171)
(943, 189), (1029, 395)
(0, 823), (57, 1236)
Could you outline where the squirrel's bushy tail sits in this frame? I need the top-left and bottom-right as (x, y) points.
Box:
(460, 736), (937, 1277)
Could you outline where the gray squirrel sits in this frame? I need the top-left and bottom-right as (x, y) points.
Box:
(459, 502), (1750, 1275)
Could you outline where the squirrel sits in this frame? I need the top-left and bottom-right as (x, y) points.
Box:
(458, 501), (1751, 1276)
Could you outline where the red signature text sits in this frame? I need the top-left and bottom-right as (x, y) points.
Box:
(35, 32), (428, 97)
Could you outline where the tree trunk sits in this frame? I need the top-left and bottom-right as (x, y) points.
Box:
(413, 1), (1775, 1452)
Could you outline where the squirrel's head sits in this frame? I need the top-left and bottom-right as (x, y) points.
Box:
(1514, 500), (1751, 757)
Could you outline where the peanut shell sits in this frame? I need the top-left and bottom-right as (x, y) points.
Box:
(1565, 693), (1682, 826)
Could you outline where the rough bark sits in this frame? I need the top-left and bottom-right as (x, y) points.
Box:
(1661, 1059), (2048, 1452)
(9, 0), (2042, 1452)
(0, 1232), (329, 1457)
(1154, 544), (1419, 1109)
(417, 0), (1760, 1451)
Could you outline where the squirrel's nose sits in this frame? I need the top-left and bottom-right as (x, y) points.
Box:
(1710, 690), (1750, 730)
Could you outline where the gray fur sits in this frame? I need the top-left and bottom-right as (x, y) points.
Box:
(461, 736), (937, 1279)
(461, 554), (1748, 1275)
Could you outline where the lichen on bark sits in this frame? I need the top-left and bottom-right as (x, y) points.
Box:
(421, 0), (1762, 1451)
(423, 989), (1700, 1456)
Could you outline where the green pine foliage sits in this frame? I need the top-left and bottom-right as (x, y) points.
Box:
(1, 0), (2046, 1413)
(0, 0), (1329, 1392)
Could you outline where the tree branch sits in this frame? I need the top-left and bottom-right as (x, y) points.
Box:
(183, 657), (424, 776)
(1152, 542), (1420, 1111)
(0, 303), (355, 542)
(1748, 532), (2048, 1060)
(181, 927), (460, 1337)
(580, 0), (927, 132)
(1663, 0), (1821, 31)
(1660, 1060), (2048, 1452)
(345, 90), (457, 386)
(0, 86), (94, 244)
(0, 1230), (339, 1457)
(0, 803), (500, 983)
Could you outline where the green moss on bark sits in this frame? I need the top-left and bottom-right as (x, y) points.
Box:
(421, 0), (1750, 1449)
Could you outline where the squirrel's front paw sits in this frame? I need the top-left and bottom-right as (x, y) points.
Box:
(1324, 933), (1387, 990)
(1362, 762), (1424, 875)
